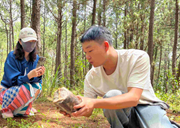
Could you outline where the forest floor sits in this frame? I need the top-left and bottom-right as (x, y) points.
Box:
(0, 99), (180, 128)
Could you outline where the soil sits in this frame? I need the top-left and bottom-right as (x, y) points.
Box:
(0, 101), (110, 128)
(0, 101), (180, 128)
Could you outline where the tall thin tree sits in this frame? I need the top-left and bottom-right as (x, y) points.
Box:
(92, 0), (97, 25)
(97, 0), (102, 26)
(9, 0), (14, 49)
(123, 2), (128, 49)
(148, 0), (155, 86)
(64, 16), (68, 85)
(43, 2), (46, 56)
(70, 0), (77, 86)
(31, 0), (41, 54)
(103, 0), (106, 26)
(55, 0), (63, 77)
(21, 0), (26, 29)
(172, 0), (179, 87)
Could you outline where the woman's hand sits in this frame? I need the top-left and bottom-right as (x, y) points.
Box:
(27, 66), (46, 79)
(72, 96), (95, 117)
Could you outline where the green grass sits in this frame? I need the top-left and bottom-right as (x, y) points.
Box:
(156, 90), (180, 112)
(5, 117), (39, 128)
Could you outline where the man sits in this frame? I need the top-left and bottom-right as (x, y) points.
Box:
(61, 26), (176, 128)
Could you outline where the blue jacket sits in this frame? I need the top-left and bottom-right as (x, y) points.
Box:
(1, 51), (42, 88)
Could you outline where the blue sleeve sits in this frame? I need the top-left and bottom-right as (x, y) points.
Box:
(29, 55), (42, 84)
(4, 53), (31, 86)
(30, 76), (42, 84)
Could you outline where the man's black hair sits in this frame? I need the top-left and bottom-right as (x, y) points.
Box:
(80, 26), (113, 46)
(14, 41), (37, 62)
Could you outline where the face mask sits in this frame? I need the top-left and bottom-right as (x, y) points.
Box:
(21, 40), (36, 53)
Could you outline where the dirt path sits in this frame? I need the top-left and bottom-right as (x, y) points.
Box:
(0, 102), (110, 128)
(0, 101), (180, 128)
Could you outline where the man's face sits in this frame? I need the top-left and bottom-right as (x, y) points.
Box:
(82, 41), (108, 67)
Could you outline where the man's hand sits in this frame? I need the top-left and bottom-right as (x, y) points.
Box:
(27, 66), (46, 79)
(72, 96), (94, 117)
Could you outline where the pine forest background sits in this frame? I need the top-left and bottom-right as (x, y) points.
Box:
(0, 0), (180, 109)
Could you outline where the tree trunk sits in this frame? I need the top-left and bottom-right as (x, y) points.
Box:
(172, 0), (179, 83)
(151, 46), (158, 87)
(129, 27), (134, 48)
(70, 0), (77, 86)
(123, 3), (127, 49)
(83, 2), (87, 75)
(0, 15), (9, 56)
(98, 0), (102, 26)
(177, 61), (180, 87)
(64, 17), (68, 85)
(29, 0), (32, 25)
(6, 24), (9, 56)
(21, 0), (26, 29)
(9, 25), (12, 52)
(103, 0), (106, 27)
(31, 0), (41, 54)
(43, 4), (46, 57)
(164, 52), (168, 93)
(148, 0), (155, 86)
(140, 14), (145, 50)
(55, 0), (63, 77)
(92, 0), (97, 25)
(156, 45), (162, 86)
(9, 0), (14, 50)
(115, 12), (118, 49)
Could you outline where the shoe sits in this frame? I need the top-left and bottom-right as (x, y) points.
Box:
(28, 108), (37, 116)
(22, 108), (37, 117)
(2, 111), (14, 119)
(31, 108), (37, 113)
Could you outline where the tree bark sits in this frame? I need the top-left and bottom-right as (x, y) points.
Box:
(103, 0), (106, 27)
(0, 15), (9, 56)
(157, 45), (162, 86)
(98, 0), (102, 26)
(92, 0), (97, 25)
(151, 45), (158, 87)
(6, 24), (9, 56)
(31, 0), (41, 54)
(140, 14), (145, 50)
(172, 0), (178, 80)
(9, 25), (12, 52)
(43, 3), (46, 56)
(123, 3), (127, 49)
(9, 0), (14, 50)
(148, 0), (155, 86)
(115, 12), (118, 49)
(83, 2), (87, 75)
(70, 0), (77, 86)
(64, 16), (68, 85)
(55, 0), (63, 77)
(53, 87), (82, 115)
(21, 0), (26, 29)
(177, 61), (180, 87)
(164, 52), (168, 93)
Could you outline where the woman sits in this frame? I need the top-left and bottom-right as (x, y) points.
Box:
(0, 27), (45, 118)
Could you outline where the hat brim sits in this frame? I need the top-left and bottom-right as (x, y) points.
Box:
(21, 37), (37, 42)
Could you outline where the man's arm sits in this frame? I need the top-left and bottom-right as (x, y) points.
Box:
(72, 87), (143, 117)
(93, 87), (143, 109)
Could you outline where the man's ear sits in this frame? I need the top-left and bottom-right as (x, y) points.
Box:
(104, 41), (109, 52)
